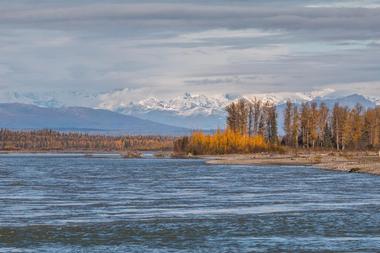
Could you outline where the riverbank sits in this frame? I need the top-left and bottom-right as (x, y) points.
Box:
(203, 151), (380, 175)
(2, 149), (380, 175)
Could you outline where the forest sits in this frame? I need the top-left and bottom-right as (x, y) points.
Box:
(0, 129), (174, 152)
(283, 101), (380, 150)
(175, 98), (380, 155)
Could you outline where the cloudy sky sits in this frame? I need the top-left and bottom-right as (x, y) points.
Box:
(0, 0), (380, 106)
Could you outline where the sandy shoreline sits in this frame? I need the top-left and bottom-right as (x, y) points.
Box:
(202, 152), (380, 176)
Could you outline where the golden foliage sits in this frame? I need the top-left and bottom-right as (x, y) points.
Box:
(175, 129), (273, 155)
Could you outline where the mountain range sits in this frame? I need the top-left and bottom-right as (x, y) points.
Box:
(0, 103), (189, 136)
(0, 89), (378, 135)
(99, 89), (379, 132)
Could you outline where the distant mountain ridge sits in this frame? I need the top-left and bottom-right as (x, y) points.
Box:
(99, 89), (378, 130)
(0, 89), (378, 133)
(0, 103), (190, 136)
(112, 93), (230, 130)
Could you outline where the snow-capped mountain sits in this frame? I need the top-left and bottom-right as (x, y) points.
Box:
(107, 88), (344, 118)
(242, 88), (337, 105)
(123, 93), (231, 116)
(112, 93), (231, 130)
(98, 88), (378, 130)
(1, 88), (379, 131)
(105, 88), (337, 118)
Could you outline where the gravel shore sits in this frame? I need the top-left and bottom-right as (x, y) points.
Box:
(203, 152), (380, 175)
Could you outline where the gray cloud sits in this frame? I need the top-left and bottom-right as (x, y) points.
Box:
(0, 0), (379, 105)
(0, 3), (379, 39)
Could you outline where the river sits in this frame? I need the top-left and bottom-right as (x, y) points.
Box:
(0, 154), (379, 252)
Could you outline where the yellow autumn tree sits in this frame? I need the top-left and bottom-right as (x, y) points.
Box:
(175, 129), (271, 155)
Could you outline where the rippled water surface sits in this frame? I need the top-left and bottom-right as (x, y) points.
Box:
(0, 154), (379, 252)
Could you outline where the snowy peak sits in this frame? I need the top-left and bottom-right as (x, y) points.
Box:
(108, 88), (380, 119)
(242, 88), (336, 105)
(0, 88), (378, 131)
(128, 93), (232, 116)
(1, 88), (379, 120)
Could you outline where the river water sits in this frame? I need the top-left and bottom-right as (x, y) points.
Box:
(0, 154), (379, 252)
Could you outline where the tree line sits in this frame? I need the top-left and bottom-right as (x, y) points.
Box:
(175, 98), (380, 155)
(0, 129), (174, 151)
(284, 101), (380, 150)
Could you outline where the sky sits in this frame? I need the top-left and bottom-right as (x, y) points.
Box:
(0, 0), (380, 107)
